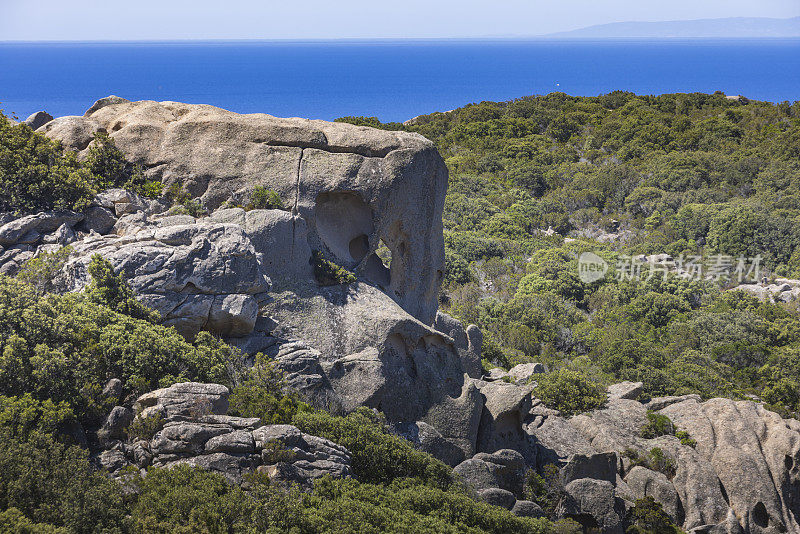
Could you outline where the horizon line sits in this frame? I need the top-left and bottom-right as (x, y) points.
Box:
(3, 36), (800, 44)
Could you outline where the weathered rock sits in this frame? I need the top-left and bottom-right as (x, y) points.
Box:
(81, 206), (117, 234)
(477, 488), (517, 510)
(252, 424), (304, 449)
(392, 420), (467, 467)
(624, 466), (682, 523)
(661, 397), (800, 533)
(99, 448), (130, 473)
(42, 223), (75, 245)
(559, 478), (624, 534)
(420, 378), (484, 463)
(524, 409), (597, 469)
(454, 449), (526, 495)
(486, 368), (510, 381)
(434, 312), (482, 378)
(204, 430), (256, 454)
(99, 406), (134, 443)
(475, 380), (534, 456)
(102, 378), (123, 402)
(45, 97), (448, 326)
(61, 221), (270, 339)
(24, 111), (53, 130)
(511, 500), (546, 518)
(135, 382), (229, 419)
(607, 381), (643, 401)
(508, 362), (545, 384)
(646, 394), (702, 411)
(561, 452), (617, 485)
(0, 211), (83, 246)
(37, 116), (102, 150)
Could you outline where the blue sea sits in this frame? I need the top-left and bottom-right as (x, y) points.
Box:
(1, 39), (799, 123)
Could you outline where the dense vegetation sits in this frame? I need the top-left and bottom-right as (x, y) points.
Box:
(339, 91), (800, 416)
(1, 91), (799, 531)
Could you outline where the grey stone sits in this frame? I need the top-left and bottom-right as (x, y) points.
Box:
(477, 488), (517, 510)
(625, 466), (682, 524)
(37, 116), (102, 150)
(392, 420), (467, 467)
(560, 478), (624, 534)
(561, 452), (617, 485)
(0, 211), (83, 246)
(99, 406), (133, 443)
(24, 111), (53, 130)
(511, 500), (546, 518)
(486, 368), (510, 381)
(99, 448), (129, 473)
(46, 97), (447, 326)
(204, 430), (255, 454)
(252, 424), (304, 449)
(476, 380), (534, 455)
(607, 381), (643, 401)
(135, 382), (229, 419)
(102, 378), (123, 402)
(646, 394), (702, 411)
(508, 362), (545, 384)
(81, 206), (117, 234)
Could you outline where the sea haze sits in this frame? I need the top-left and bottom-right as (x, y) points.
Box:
(1, 39), (798, 123)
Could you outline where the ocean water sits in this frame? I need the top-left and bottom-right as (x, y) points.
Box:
(1, 39), (799, 123)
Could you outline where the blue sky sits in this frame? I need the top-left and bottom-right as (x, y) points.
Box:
(2, 0), (799, 40)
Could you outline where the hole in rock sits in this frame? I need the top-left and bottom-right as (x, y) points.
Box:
(314, 191), (374, 265)
(753, 502), (769, 528)
(348, 234), (369, 263)
(365, 253), (390, 288)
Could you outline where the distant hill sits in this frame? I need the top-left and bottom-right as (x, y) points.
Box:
(545, 16), (800, 39)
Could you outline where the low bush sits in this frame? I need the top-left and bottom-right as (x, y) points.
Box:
(533, 367), (607, 416)
(293, 408), (452, 489)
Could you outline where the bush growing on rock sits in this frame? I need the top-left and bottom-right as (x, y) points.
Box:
(640, 411), (674, 439)
(293, 408), (453, 489)
(229, 353), (310, 424)
(533, 366), (607, 416)
(0, 115), (160, 212)
(246, 186), (284, 211)
(310, 250), (357, 286)
(626, 496), (682, 534)
(0, 275), (239, 425)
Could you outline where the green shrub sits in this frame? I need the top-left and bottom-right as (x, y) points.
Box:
(523, 464), (564, 518)
(293, 408), (452, 489)
(626, 496), (682, 534)
(229, 353), (310, 424)
(15, 246), (73, 295)
(246, 186), (284, 210)
(0, 275), (240, 425)
(640, 411), (675, 439)
(533, 367), (607, 416)
(310, 250), (356, 285)
(127, 412), (165, 441)
(675, 430), (696, 447)
(624, 448), (677, 479)
(85, 254), (159, 322)
(0, 433), (126, 533)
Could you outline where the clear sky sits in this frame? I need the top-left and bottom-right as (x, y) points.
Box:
(2, 0), (799, 41)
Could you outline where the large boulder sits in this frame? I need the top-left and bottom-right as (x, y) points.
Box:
(44, 97), (447, 326)
(24, 111), (53, 130)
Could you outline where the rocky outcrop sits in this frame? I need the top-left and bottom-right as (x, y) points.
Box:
(21, 98), (492, 464)
(522, 385), (800, 534)
(42, 96), (447, 326)
(104, 382), (352, 487)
